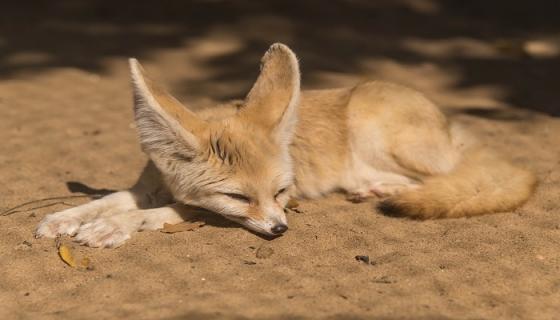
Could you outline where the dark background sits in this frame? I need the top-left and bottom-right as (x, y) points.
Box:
(1, 0), (559, 115)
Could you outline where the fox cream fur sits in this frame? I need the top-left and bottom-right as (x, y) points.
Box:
(35, 43), (536, 248)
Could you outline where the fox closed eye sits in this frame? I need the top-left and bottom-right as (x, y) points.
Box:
(275, 187), (287, 198)
(221, 192), (251, 203)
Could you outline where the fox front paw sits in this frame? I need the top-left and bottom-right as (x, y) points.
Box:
(74, 218), (133, 248)
(35, 214), (81, 238)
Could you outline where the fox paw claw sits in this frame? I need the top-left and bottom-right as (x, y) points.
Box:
(74, 219), (131, 248)
(35, 214), (81, 238)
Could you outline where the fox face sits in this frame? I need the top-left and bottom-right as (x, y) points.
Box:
(129, 44), (300, 236)
(155, 120), (295, 236)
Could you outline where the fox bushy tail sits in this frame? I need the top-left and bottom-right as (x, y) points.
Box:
(378, 149), (537, 219)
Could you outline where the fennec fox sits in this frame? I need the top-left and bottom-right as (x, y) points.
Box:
(35, 44), (536, 247)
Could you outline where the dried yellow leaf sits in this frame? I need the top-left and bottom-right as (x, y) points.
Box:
(286, 199), (299, 209)
(58, 245), (77, 268)
(58, 244), (92, 270)
(160, 221), (205, 233)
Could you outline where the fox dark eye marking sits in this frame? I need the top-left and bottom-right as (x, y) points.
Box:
(222, 192), (251, 203)
(275, 188), (287, 198)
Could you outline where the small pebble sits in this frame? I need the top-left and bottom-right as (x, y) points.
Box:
(355, 255), (370, 264)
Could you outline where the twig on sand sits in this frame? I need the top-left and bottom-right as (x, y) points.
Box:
(1, 194), (102, 216)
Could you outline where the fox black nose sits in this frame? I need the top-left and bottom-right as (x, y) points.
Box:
(271, 224), (288, 235)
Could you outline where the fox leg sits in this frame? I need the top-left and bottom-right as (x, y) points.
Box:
(345, 170), (419, 203)
(35, 161), (173, 238)
(73, 204), (189, 248)
(35, 190), (145, 238)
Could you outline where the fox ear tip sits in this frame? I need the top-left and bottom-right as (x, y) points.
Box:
(269, 42), (289, 50)
(265, 43), (296, 59)
(129, 59), (146, 83)
(129, 58), (140, 70)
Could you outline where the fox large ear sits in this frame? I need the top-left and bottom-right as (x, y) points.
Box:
(129, 59), (206, 160)
(240, 43), (301, 145)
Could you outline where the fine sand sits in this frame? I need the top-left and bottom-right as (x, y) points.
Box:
(1, 1), (559, 319)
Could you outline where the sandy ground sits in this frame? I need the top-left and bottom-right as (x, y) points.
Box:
(1, 1), (559, 319)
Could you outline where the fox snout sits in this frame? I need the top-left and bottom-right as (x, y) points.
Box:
(249, 219), (288, 236)
(241, 217), (289, 236)
(271, 223), (288, 235)
(239, 202), (289, 236)
(261, 203), (289, 235)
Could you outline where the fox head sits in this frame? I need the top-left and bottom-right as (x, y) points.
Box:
(129, 44), (300, 236)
